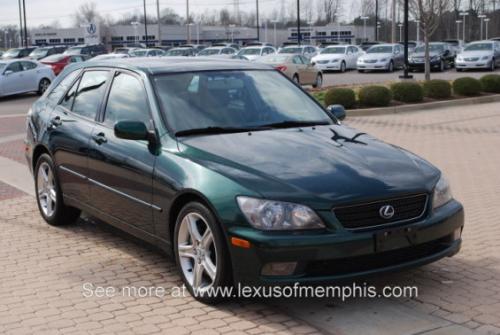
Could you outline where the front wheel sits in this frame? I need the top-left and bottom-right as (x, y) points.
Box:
(340, 61), (346, 73)
(292, 74), (300, 85)
(38, 78), (51, 95)
(35, 154), (81, 226)
(312, 73), (323, 88)
(387, 61), (394, 72)
(490, 58), (496, 71)
(439, 60), (445, 72)
(174, 202), (232, 304)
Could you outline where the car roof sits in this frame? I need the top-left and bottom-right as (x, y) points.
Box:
(69, 57), (271, 74)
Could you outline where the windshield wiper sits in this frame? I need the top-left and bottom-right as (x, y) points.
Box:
(175, 126), (267, 137)
(260, 120), (331, 129)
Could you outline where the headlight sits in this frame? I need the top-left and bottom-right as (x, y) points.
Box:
(482, 56), (490, 60)
(331, 59), (339, 63)
(457, 56), (463, 61)
(358, 58), (364, 63)
(380, 58), (388, 62)
(432, 175), (453, 209)
(237, 196), (325, 230)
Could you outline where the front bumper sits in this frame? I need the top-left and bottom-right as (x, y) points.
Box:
(357, 61), (390, 70)
(228, 199), (464, 286)
(408, 60), (443, 70)
(315, 62), (342, 71)
(456, 60), (490, 69)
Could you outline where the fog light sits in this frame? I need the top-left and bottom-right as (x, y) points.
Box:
(453, 227), (462, 241)
(261, 262), (297, 276)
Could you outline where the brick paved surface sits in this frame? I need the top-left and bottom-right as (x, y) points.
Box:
(0, 101), (499, 334)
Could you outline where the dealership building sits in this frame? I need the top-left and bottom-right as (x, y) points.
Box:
(29, 23), (373, 49)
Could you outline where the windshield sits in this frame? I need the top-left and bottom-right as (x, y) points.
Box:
(199, 49), (221, 56)
(367, 46), (393, 53)
(2, 49), (21, 58)
(414, 44), (445, 53)
(65, 47), (83, 55)
(260, 55), (291, 63)
(133, 50), (147, 56)
(167, 49), (190, 56)
(239, 48), (261, 56)
(114, 48), (130, 54)
(30, 48), (49, 57)
(321, 47), (346, 54)
(42, 54), (66, 62)
(464, 43), (493, 51)
(279, 47), (302, 54)
(153, 70), (332, 134)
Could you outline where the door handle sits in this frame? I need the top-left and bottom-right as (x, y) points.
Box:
(92, 133), (107, 145)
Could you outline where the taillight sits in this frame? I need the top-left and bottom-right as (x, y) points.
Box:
(275, 65), (287, 72)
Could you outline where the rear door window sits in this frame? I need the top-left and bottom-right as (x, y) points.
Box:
(71, 70), (109, 120)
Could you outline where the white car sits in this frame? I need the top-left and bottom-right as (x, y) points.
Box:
(0, 59), (54, 97)
(356, 43), (405, 72)
(311, 45), (363, 72)
(237, 46), (276, 61)
(196, 46), (238, 58)
(131, 49), (166, 57)
(278, 45), (318, 59)
(91, 54), (130, 61)
(455, 41), (500, 71)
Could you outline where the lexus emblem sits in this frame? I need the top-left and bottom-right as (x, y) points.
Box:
(379, 205), (395, 220)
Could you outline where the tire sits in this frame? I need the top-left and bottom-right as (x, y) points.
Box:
(340, 61), (346, 73)
(174, 201), (232, 304)
(490, 58), (496, 72)
(292, 74), (300, 85)
(358, 69), (365, 73)
(456, 68), (463, 72)
(38, 78), (51, 95)
(387, 61), (394, 73)
(439, 60), (445, 72)
(312, 73), (323, 89)
(35, 154), (81, 226)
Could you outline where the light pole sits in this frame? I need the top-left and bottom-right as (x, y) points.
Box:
(256, 0), (260, 42)
(484, 18), (490, 40)
(264, 21), (268, 43)
(376, 22), (381, 42)
(131, 21), (140, 45)
(398, 23), (403, 42)
(229, 24), (236, 43)
(308, 21), (313, 44)
(156, 0), (161, 47)
(455, 20), (462, 40)
(143, 0), (149, 47)
(186, 0), (190, 44)
(375, 0), (379, 40)
(478, 14), (486, 40)
(460, 12), (468, 42)
(271, 19), (278, 46)
(415, 20), (420, 43)
(296, 0), (301, 46)
(399, 0), (412, 79)
(361, 16), (369, 42)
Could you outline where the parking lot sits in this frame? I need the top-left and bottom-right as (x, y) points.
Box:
(0, 94), (499, 334)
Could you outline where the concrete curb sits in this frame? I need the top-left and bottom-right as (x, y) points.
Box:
(347, 94), (500, 117)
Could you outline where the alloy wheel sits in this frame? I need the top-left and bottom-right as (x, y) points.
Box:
(315, 74), (323, 88)
(341, 61), (346, 72)
(177, 212), (217, 293)
(37, 161), (57, 217)
(39, 79), (50, 94)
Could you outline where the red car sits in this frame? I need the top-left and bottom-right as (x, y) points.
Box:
(40, 54), (88, 75)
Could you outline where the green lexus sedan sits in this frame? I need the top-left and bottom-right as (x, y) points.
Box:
(25, 57), (464, 303)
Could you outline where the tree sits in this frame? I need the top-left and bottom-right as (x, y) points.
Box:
(322, 0), (343, 23)
(409, 0), (451, 80)
(73, 2), (102, 27)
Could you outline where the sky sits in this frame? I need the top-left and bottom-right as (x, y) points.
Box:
(0, 0), (362, 28)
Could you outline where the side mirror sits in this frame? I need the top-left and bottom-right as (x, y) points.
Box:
(327, 104), (346, 121)
(114, 121), (149, 141)
(3, 70), (13, 76)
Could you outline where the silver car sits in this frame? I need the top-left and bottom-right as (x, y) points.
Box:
(456, 41), (500, 71)
(196, 46), (238, 58)
(357, 43), (405, 72)
(0, 59), (55, 97)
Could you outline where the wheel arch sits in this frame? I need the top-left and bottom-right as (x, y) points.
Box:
(32, 144), (51, 172)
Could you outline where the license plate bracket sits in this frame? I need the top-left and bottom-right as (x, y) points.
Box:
(375, 227), (418, 253)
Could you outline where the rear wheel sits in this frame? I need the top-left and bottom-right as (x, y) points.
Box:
(174, 202), (231, 304)
(35, 154), (81, 226)
(312, 73), (323, 89)
(292, 74), (300, 85)
(38, 78), (51, 95)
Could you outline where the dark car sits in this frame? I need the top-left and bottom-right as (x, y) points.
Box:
(40, 54), (88, 75)
(29, 46), (67, 60)
(64, 44), (107, 58)
(359, 41), (382, 51)
(26, 58), (464, 303)
(1, 47), (36, 59)
(409, 42), (455, 72)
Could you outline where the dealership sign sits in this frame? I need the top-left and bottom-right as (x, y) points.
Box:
(82, 22), (100, 45)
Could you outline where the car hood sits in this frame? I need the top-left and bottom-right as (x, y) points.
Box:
(177, 125), (439, 209)
(312, 54), (345, 62)
(459, 50), (493, 57)
(361, 53), (392, 59)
